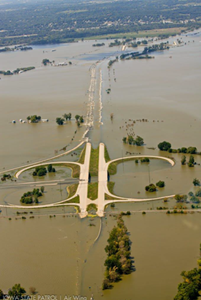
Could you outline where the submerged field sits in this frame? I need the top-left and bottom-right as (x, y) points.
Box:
(0, 29), (201, 299)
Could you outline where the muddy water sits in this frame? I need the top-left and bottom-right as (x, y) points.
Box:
(0, 213), (201, 300)
(0, 29), (201, 300)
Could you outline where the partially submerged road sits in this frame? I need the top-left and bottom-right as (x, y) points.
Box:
(0, 142), (176, 218)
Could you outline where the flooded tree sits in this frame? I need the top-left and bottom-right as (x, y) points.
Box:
(181, 155), (186, 165)
(188, 155), (195, 167)
(56, 117), (64, 125)
(158, 141), (171, 151)
(8, 284), (26, 299)
(193, 178), (200, 186)
(102, 214), (132, 290)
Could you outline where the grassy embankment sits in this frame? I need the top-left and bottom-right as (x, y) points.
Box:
(87, 203), (97, 212)
(64, 146), (86, 204)
(88, 146), (99, 200)
(78, 145), (86, 164)
(89, 146), (99, 176)
(88, 182), (98, 200)
(85, 27), (186, 41)
(62, 145), (86, 204)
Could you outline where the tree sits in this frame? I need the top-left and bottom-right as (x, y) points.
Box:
(48, 164), (53, 172)
(181, 155), (186, 165)
(187, 147), (197, 154)
(188, 155), (195, 167)
(37, 168), (47, 176)
(180, 147), (187, 153)
(63, 113), (71, 121)
(80, 116), (84, 123)
(156, 181), (165, 188)
(128, 135), (134, 145)
(75, 115), (80, 122)
(195, 189), (201, 197)
(41, 186), (44, 193)
(42, 58), (51, 66)
(145, 183), (156, 192)
(8, 284), (26, 299)
(63, 113), (68, 120)
(0, 290), (3, 299)
(158, 141), (171, 151)
(122, 137), (127, 143)
(135, 135), (144, 146)
(56, 117), (64, 125)
(193, 178), (200, 186)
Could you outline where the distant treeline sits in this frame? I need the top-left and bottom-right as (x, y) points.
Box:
(0, 66), (35, 75)
(0, 0), (200, 46)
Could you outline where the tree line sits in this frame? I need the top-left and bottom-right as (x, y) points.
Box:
(102, 214), (133, 290)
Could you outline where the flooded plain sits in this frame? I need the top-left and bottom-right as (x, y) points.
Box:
(0, 29), (201, 299)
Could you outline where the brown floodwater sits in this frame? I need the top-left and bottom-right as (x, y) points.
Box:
(0, 29), (201, 299)
(0, 213), (201, 300)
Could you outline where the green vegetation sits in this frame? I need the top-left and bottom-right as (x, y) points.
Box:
(108, 58), (118, 68)
(67, 184), (78, 199)
(63, 113), (72, 121)
(27, 115), (41, 123)
(108, 182), (115, 195)
(141, 157), (150, 163)
(66, 195), (80, 204)
(104, 146), (111, 163)
(88, 182), (98, 200)
(87, 203), (97, 212)
(78, 145), (86, 164)
(89, 146), (99, 177)
(32, 164), (56, 177)
(86, 28), (186, 41)
(0, 67), (35, 75)
(193, 178), (200, 186)
(20, 188), (43, 204)
(120, 42), (169, 61)
(75, 115), (84, 127)
(174, 244), (201, 300)
(108, 157), (145, 176)
(195, 189), (201, 198)
(123, 135), (144, 146)
(156, 181), (165, 188)
(8, 284), (26, 299)
(33, 166), (47, 177)
(42, 58), (51, 66)
(47, 164), (56, 173)
(65, 163), (80, 178)
(102, 214), (132, 290)
(93, 43), (105, 47)
(105, 194), (118, 201)
(109, 39), (122, 47)
(181, 155), (186, 165)
(175, 194), (188, 202)
(158, 143), (198, 155)
(188, 155), (195, 167)
(0, 46), (32, 52)
(56, 117), (64, 125)
(121, 211), (131, 216)
(1, 173), (12, 181)
(145, 184), (157, 192)
(0, 0), (199, 47)
(158, 141), (172, 151)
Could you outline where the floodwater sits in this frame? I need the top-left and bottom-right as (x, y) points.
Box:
(0, 213), (201, 300)
(0, 29), (201, 299)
